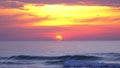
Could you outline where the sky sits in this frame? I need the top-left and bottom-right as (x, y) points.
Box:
(0, 0), (120, 41)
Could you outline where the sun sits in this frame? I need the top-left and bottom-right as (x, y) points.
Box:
(56, 35), (62, 41)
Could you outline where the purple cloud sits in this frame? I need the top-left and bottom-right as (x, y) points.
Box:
(19, 0), (80, 4)
(0, 0), (120, 9)
(81, 0), (120, 7)
(0, 0), (24, 9)
(18, 0), (120, 6)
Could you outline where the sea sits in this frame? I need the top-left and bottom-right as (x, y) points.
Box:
(0, 41), (120, 68)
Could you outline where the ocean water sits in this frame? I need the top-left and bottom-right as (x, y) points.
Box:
(0, 41), (120, 68)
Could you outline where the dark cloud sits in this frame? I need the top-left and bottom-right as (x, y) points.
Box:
(81, 0), (120, 7)
(0, 0), (24, 9)
(0, 0), (120, 9)
(18, 0), (120, 7)
(19, 0), (80, 4)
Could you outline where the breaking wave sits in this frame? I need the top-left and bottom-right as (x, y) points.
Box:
(1, 55), (101, 60)
(0, 53), (120, 68)
(0, 55), (101, 65)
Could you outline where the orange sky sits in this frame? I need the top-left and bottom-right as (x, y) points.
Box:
(0, 0), (120, 41)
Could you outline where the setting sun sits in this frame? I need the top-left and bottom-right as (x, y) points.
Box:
(56, 35), (62, 41)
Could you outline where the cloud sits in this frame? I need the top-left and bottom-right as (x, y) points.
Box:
(19, 0), (80, 4)
(0, 13), (120, 41)
(18, 0), (120, 7)
(0, 13), (51, 28)
(0, 0), (120, 9)
(0, 0), (120, 41)
(0, 0), (24, 9)
(81, 0), (120, 7)
(0, 14), (69, 41)
(74, 16), (120, 25)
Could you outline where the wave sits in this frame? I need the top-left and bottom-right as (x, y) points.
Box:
(0, 61), (33, 65)
(0, 53), (120, 67)
(1, 53), (120, 61)
(64, 60), (120, 67)
(90, 53), (120, 61)
(2, 55), (101, 61)
(0, 55), (101, 65)
(92, 53), (120, 56)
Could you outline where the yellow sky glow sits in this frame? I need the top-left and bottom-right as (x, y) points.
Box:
(0, 4), (119, 27)
(22, 4), (120, 27)
(0, 2), (120, 40)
